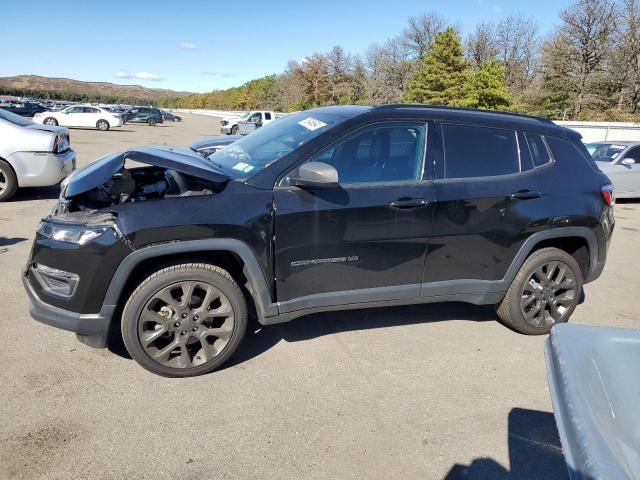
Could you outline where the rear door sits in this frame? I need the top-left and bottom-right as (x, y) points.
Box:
(82, 107), (100, 127)
(273, 121), (435, 311)
(426, 123), (545, 286)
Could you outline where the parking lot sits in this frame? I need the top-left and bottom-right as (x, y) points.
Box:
(1, 113), (638, 480)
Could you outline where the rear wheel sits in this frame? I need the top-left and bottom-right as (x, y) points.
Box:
(147, 118), (157, 126)
(496, 247), (582, 335)
(96, 119), (110, 131)
(0, 160), (18, 201)
(121, 263), (247, 377)
(43, 117), (58, 126)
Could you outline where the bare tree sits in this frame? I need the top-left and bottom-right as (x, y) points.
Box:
(495, 15), (539, 91)
(543, 0), (618, 116)
(612, 0), (640, 112)
(326, 46), (353, 104)
(401, 12), (448, 59)
(365, 37), (414, 103)
(465, 21), (498, 68)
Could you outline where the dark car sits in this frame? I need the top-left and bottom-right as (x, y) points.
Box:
(162, 110), (182, 122)
(190, 134), (241, 156)
(1, 102), (47, 117)
(22, 105), (614, 377)
(123, 106), (164, 126)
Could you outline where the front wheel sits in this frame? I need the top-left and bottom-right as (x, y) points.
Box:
(496, 247), (583, 335)
(121, 263), (247, 377)
(96, 119), (110, 131)
(43, 117), (58, 126)
(147, 118), (157, 126)
(230, 125), (239, 135)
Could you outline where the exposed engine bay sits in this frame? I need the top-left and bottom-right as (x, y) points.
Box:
(60, 165), (219, 212)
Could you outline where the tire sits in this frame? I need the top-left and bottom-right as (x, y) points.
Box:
(96, 119), (110, 131)
(147, 118), (157, 126)
(43, 117), (58, 126)
(0, 160), (18, 202)
(121, 263), (247, 377)
(231, 125), (239, 135)
(496, 247), (583, 335)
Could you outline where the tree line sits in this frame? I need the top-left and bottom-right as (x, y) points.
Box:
(162, 0), (640, 121)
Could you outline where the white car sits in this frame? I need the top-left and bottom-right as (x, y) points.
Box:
(33, 105), (123, 131)
(220, 110), (284, 135)
(0, 108), (76, 201)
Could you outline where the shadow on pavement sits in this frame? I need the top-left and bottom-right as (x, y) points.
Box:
(444, 408), (567, 479)
(9, 185), (60, 202)
(227, 302), (497, 369)
(107, 302), (498, 363)
(0, 236), (27, 247)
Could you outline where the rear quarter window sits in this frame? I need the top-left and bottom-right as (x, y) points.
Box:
(545, 136), (599, 171)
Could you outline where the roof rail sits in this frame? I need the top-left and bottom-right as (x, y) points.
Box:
(373, 104), (555, 124)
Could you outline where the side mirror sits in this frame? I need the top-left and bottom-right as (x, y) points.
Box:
(290, 161), (339, 188)
(621, 158), (636, 166)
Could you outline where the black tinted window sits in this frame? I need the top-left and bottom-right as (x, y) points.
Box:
(623, 146), (640, 163)
(442, 124), (519, 178)
(525, 133), (551, 167)
(546, 136), (598, 170)
(311, 123), (426, 184)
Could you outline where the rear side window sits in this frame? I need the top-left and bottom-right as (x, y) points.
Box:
(546, 136), (599, 170)
(265, 112), (272, 120)
(525, 133), (551, 167)
(442, 124), (519, 178)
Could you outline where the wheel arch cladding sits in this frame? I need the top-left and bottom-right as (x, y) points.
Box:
(103, 239), (277, 326)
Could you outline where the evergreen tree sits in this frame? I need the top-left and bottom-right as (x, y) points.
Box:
(403, 27), (469, 105)
(461, 59), (512, 109)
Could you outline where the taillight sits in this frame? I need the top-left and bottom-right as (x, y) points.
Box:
(601, 184), (615, 206)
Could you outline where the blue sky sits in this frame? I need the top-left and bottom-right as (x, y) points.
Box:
(1, 0), (572, 93)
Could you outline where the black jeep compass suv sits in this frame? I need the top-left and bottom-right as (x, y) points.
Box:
(23, 105), (615, 377)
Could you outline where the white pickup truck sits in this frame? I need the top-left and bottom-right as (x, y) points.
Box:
(220, 110), (284, 135)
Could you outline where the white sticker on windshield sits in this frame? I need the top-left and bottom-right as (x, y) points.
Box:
(232, 162), (250, 171)
(298, 117), (327, 131)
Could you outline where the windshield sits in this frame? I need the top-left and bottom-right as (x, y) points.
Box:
(208, 111), (348, 177)
(239, 112), (250, 118)
(585, 143), (628, 162)
(0, 108), (34, 126)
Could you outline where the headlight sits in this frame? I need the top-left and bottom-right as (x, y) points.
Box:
(37, 221), (109, 245)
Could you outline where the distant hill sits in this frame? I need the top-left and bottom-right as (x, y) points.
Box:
(0, 75), (192, 101)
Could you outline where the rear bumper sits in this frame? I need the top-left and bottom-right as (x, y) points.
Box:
(10, 149), (76, 187)
(22, 271), (112, 348)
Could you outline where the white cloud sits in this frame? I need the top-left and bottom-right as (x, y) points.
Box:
(113, 70), (163, 81)
(179, 42), (199, 50)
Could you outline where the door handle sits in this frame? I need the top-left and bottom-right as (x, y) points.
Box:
(389, 198), (428, 209)
(510, 190), (541, 200)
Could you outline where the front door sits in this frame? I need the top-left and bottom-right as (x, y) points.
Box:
(273, 121), (434, 312)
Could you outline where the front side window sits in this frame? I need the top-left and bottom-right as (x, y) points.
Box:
(66, 107), (83, 114)
(525, 132), (551, 167)
(265, 112), (272, 120)
(309, 123), (426, 184)
(442, 124), (519, 179)
(622, 146), (640, 163)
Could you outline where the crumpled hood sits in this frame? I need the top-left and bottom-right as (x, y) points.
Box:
(61, 145), (230, 198)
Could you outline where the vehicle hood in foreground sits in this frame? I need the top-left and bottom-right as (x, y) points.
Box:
(61, 145), (230, 198)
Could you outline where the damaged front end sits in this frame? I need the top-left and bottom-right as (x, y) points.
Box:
(54, 145), (230, 214)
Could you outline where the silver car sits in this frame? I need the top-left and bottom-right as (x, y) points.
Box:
(0, 108), (76, 201)
(586, 141), (640, 198)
